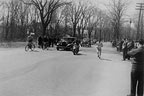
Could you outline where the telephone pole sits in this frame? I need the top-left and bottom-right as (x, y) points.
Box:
(141, 13), (143, 39)
(136, 3), (144, 40)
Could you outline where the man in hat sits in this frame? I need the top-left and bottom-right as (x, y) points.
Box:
(127, 39), (144, 96)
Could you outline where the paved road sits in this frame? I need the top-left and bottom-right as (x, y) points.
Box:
(0, 42), (131, 96)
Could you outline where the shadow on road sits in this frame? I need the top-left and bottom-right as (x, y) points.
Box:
(75, 53), (87, 56)
(31, 50), (39, 52)
(100, 58), (112, 61)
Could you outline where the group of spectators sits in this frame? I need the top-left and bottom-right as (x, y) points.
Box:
(37, 35), (59, 50)
(112, 38), (138, 60)
(112, 38), (144, 96)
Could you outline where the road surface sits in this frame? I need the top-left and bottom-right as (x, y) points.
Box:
(0, 42), (131, 96)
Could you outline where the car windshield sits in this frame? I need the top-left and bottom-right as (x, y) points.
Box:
(62, 37), (76, 43)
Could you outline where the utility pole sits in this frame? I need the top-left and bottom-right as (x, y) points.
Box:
(136, 3), (144, 40)
(141, 13), (143, 39)
(129, 18), (132, 39)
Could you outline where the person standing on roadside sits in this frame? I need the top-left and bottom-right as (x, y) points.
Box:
(37, 36), (43, 48)
(127, 39), (144, 96)
(96, 40), (103, 59)
(120, 40), (124, 52)
(122, 38), (128, 60)
(43, 35), (49, 50)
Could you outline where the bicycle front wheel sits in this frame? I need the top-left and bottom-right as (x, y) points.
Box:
(31, 44), (35, 51)
(25, 45), (29, 51)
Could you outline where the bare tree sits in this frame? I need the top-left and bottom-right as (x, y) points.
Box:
(1, 1), (10, 40)
(1, 0), (31, 41)
(68, 2), (84, 37)
(22, 0), (70, 36)
(86, 7), (100, 46)
(2, 0), (20, 40)
(17, 1), (30, 40)
(107, 0), (129, 40)
(53, 7), (67, 38)
(100, 12), (112, 41)
(77, 5), (89, 39)
(61, 5), (72, 36)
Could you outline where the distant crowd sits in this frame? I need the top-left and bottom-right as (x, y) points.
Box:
(37, 35), (59, 49)
(112, 39), (144, 96)
(27, 34), (60, 50)
(111, 38), (139, 61)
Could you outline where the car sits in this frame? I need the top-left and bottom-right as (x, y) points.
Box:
(56, 37), (76, 51)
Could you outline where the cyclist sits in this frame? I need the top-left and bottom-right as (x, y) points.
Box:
(27, 33), (33, 44)
(26, 33), (34, 50)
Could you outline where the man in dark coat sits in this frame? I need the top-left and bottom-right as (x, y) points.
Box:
(38, 36), (43, 48)
(120, 40), (124, 52)
(122, 39), (128, 60)
(43, 35), (49, 50)
(127, 39), (144, 96)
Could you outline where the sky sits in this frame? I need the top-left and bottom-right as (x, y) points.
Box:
(0, 0), (143, 17)
(94, 0), (144, 28)
(74, 0), (144, 19)
(0, 0), (143, 19)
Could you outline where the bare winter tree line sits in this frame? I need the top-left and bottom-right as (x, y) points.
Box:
(0, 0), (140, 43)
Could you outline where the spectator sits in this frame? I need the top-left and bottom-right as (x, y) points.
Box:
(43, 35), (49, 50)
(122, 39), (128, 61)
(37, 36), (43, 48)
(48, 38), (52, 47)
(120, 40), (124, 52)
(127, 39), (144, 96)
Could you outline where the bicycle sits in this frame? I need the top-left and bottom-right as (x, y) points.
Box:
(25, 42), (35, 51)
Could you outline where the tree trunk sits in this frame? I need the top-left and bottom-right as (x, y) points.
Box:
(81, 28), (85, 39)
(77, 26), (81, 39)
(5, 27), (9, 40)
(73, 24), (76, 37)
(100, 29), (102, 41)
(94, 29), (97, 39)
(42, 26), (47, 37)
(88, 29), (92, 47)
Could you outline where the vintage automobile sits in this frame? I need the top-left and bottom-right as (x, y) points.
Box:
(56, 37), (76, 51)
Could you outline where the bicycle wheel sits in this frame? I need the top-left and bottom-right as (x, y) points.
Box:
(31, 44), (35, 51)
(25, 45), (29, 51)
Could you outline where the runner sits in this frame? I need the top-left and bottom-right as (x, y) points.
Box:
(96, 40), (103, 59)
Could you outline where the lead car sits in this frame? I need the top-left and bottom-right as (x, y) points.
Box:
(56, 37), (76, 51)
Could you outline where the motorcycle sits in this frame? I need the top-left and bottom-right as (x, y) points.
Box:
(72, 43), (79, 55)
